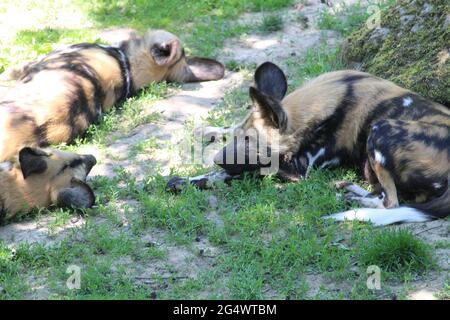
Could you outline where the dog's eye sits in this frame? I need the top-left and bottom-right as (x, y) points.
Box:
(69, 158), (83, 168)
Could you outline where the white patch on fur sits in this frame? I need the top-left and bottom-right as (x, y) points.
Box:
(306, 147), (325, 177)
(403, 97), (413, 107)
(306, 148), (325, 166)
(372, 125), (379, 131)
(374, 149), (385, 166)
(325, 207), (429, 226)
(0, 162), (12, 171)
(320, 157), (340, 169)
(432, 182), (443, 189)
(188, 171), (231, 186)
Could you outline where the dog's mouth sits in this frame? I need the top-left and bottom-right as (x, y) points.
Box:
(276, 155), (304, 182)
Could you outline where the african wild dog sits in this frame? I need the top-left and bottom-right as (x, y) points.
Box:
(0, 29), (224, 162)
(168, 62), (450, 226)
(0, 147), (96, 221)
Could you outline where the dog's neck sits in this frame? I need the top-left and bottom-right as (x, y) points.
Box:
(0, 162), (49, 218)
(120, 39), (170, 90)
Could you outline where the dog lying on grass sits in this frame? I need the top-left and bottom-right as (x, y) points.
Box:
(0, 147), (96, 222)
(168, 62), (450, 226)
(0, 29), (224, 162)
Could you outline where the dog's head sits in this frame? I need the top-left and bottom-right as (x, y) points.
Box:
(213, 62), (291, 176)
(11, 147), (97, 212)
(137, 29), (224, 83)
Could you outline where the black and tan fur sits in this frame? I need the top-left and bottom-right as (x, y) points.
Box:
(0, 29), (224, 162)
(174, 62), (450, 225)
(0, 147), (96, 221)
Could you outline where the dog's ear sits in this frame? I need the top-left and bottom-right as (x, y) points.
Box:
(249, 86), (288, 132)
(19, 147), (49, 179)
(167, 57), (225, 83)
(254, 62), (287, 101)
(56, 178), (95, 209)
(150, 39), (181, 66)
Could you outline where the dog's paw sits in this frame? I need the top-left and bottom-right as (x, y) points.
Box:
(334, 180), (353, 189)
(190, 177), (211, 190)
(166, 176), (187, 193)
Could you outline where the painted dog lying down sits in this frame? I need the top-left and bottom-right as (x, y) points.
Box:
(0, 29), (224, 162)
(167, 62), (450, 226)
(0, 147), (96, 221)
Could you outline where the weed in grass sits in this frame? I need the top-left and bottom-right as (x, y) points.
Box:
(129, 137), (160, 157)
(435, 279), (449, 300)
(285, 45), (344, 88)
(260, 14), (284, 32)
(356, 228), (435, 278)
(316, 0), (396, 36)
(316, 1), (369, 36)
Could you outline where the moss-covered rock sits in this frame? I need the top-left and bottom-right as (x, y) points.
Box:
(343, 0), (449, 107)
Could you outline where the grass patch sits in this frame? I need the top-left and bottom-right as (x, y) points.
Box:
(316, 0), (396, 36)
(316, 1), (370, 36)
(356, 229), (435, 278)
(259, 14), (284, 32)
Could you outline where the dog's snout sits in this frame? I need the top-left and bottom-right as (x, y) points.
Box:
(82, 154), (97, 174)
(213, 148), (225, 167)
(213, 145), (260, 175)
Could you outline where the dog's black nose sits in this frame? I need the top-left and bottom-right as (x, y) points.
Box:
(213, 146), (259, 175)
(82, 154), (97, 174)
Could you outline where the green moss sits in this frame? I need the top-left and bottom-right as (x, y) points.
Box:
(343, 0), (450, 106)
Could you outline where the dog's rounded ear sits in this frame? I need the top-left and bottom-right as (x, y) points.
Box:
(56, 178), (95, 209)
(249, 86), (288, 132)
(150, 39), (181, 66)
(254, 62), (287, 101)
(166, 56), (225, 83)
(19, 147), (49, 179)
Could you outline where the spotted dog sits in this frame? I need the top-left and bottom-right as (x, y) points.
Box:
(169, 62), (450, 226)
(0, 147), (96, 222)
(0, 29), (224, 162)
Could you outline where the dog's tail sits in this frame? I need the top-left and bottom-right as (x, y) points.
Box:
(326, 187), (450, 226)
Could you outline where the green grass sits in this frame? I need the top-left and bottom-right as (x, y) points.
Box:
(316, 1), (369, 36)
(0, 0), (294, 70)
(0, 0), (445, 300)
(356, 229), (435, 278)
(316, 0), (396, 36)
(259, 14), (284, 32)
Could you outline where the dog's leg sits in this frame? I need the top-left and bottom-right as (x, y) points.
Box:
(326, 119), (449, 226)
(335, 181), (386, 208)
(167, 170), (235, 192)
(370, 162), (399, 208)
(335, 181), (371, 197)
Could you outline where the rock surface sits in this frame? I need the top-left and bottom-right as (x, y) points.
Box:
(343, 0), (450, 107)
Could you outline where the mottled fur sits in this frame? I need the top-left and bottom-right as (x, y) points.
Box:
(0, 29), (224, 162)
(208, 62), (449, 224)
(0, 147), (96, 220)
